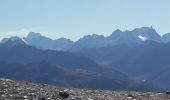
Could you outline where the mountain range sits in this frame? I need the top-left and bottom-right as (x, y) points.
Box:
(0, 44), (155, 91)
(78, 41), (170, 90)
(0, 27), (170, 91)
(2, 27), (168, 51)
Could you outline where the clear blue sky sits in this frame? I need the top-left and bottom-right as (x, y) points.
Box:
(0, 0), (170, 40)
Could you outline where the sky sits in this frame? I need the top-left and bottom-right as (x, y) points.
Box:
(0, 0), (170, 41)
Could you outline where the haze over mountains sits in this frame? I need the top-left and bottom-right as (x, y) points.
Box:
(1, 27), (170, 91)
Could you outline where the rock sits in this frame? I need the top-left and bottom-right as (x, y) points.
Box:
(165, 91), (170, 95)
(59, 91), (69, 98)
(126, 94), (134, 99)
(39, 97), (46, 100)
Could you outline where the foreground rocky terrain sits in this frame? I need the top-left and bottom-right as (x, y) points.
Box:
(0, 78), (170, 100)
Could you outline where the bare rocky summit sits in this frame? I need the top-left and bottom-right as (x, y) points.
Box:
(0, 78), (170, 100)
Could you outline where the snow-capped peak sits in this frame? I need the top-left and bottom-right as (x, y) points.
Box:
(138, 35), (147, 41)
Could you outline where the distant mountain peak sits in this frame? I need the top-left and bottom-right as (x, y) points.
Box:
(56, 37), (73, 42)
(27, 32), (42, 38)
(113, 29), (123, 33)
(77, 34), (105, 43)
(0, 36), (26, 48)
(133, 27), (155, 31)
(25, 32), (74, 51)
(1, 36), (20, 43)
(131, 27), (161, 42)
(1, 36), (25, 43)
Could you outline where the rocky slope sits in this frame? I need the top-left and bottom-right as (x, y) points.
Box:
(0, 78), (170, 100)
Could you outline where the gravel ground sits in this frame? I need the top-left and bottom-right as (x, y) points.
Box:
(0, 78), (170, 100)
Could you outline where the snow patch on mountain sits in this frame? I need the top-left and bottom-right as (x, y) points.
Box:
(138, 35), (147, 41)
